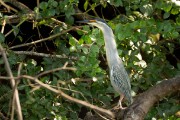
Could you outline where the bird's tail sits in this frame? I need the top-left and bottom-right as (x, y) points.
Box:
(126, 92), (133, 105)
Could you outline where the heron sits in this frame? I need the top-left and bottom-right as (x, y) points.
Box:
(77, 19), (133, 109)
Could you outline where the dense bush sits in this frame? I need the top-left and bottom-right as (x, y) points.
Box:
(0, 0), (179, 119)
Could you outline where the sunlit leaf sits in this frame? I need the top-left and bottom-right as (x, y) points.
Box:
(84, 1), (88, 11)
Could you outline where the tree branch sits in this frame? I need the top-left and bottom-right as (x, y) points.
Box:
(4, 0), (32, 12)
(117, 76), (180, 120)
(12, 51), (78, 60)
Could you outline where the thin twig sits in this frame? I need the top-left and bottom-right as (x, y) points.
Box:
(1, 19), (6, 33)
(0, 0), (18, 12)
(5, 18), (27, 37)
(35, 62), (76, 78)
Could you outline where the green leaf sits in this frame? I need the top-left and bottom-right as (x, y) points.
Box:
(91, 3), (96, 10)
(171, 31), (179, 38)
(70, 46), (76, 52)
(82, 47), (89, 54)
(0, 32), (5, 43)
(69, 37), (77, 46)
(163, 2), (172, 12)
(177, 63), (180, 70)
(65, 15), (74, 25)
(140, 4), (153, 17)
(163, 22), (173, 32)
(47, 9), (56, 16)
(84, 1), (88, 11)
(140, 34), (147, 42)
(91, 45), (99, 54)
(176, 16), (180, 25)
(48, 0), (58, 8)
(171, 8), (180, 15)
(117, 33), (125, 41)
(79, 56), (86, 62)
(39, 2), (48, 10)
(65, 5), (75, 18)
(83, 35), (92, 44)
(79, 38), (84, 44)
(163, 12), (170, 19)
(109, 0), (123, 7)
(12, 26), (19, 36)
(17, 36), (23, 42)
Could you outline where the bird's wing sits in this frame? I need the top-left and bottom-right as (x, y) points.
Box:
(110, 64), (132, 104)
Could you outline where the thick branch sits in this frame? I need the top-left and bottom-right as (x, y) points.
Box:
(118, 76), (180, 120)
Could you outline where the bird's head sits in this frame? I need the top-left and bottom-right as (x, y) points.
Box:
(77, 18), (109, 30)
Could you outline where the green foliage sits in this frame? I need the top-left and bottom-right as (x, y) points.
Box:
(146, 98), (180, 120)
(35, 0), (77, 24)
(0, 32), (5, 43)
(0, 85), (12, 115)
(0, 0), (180, 119)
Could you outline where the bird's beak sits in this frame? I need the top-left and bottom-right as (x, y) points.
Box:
(76, 19), (96, 23)
(76, 20), (89, 23)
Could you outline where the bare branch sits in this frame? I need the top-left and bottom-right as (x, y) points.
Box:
(0, 0), (18, 12)
(35, 62), (76, 78)
(12, 51), (78, 60)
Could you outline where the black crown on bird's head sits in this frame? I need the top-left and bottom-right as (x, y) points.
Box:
(76, 18), (108, 25)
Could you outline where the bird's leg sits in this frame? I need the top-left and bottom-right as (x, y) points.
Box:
(118, 94), (125, 109)
(113, 94), (125, 110)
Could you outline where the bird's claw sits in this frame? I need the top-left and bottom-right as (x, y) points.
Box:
(112, 105), (126, 110)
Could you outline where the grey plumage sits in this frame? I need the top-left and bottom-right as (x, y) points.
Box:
(110, 61), (133, 104)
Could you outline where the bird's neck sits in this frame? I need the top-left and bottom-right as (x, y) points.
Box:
(101, 27), (120, 67)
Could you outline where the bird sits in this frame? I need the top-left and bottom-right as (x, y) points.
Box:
(77, 19), (133, 109)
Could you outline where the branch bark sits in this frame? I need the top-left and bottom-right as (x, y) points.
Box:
(116, 76), (180, 120)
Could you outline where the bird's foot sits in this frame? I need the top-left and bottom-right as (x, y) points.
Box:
(112, 105), (126, 110)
